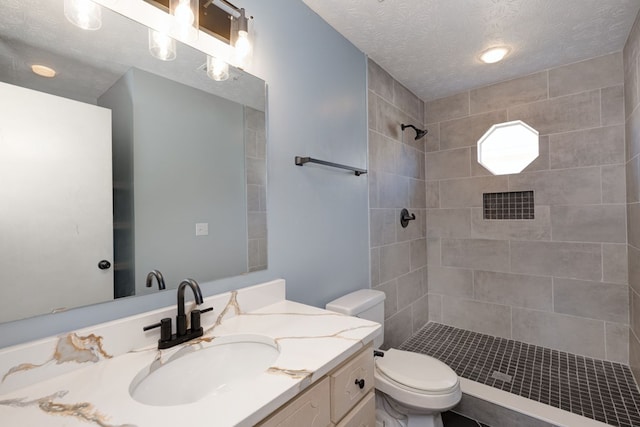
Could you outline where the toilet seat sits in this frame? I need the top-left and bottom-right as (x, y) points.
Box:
(375, 349), (459, 395)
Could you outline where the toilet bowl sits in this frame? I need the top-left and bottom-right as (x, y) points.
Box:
(374, 348), (461, 427)
(326, 290), (461, 427)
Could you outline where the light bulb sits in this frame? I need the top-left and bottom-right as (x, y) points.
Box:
(206, 56), (229, 81)
(480, 47), (510, 64)
(149, 29), (176, 61)
(64, 0), (102, 31)
(170, 0), (198, 41)
(234, 30), (251, 68)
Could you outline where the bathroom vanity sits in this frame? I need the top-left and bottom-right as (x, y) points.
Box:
(0, 280), (380, 426)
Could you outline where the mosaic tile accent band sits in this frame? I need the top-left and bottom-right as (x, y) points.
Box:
(400, 323), (640, 427)
(483, 190), (534, 220)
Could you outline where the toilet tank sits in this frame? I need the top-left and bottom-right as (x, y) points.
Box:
(326, 289), (385, 348)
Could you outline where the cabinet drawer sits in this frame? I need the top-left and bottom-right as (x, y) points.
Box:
(330, 346), (374, 422)
(335, 391), (375, 427)
(257, 377), (331, 427)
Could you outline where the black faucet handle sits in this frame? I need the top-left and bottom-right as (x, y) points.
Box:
(190, 306), (213, 331)
(143, 317), (172, 342)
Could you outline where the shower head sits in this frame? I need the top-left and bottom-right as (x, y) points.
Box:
(401, 124), (428, 140)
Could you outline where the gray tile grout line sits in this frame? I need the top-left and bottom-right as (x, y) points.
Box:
(400, 323), (640, 427)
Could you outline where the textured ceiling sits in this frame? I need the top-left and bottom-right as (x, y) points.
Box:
(302, 0), (640, 102)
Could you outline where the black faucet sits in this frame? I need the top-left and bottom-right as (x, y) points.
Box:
(143, 278), (213, 349)
(145, 270), (166, 290)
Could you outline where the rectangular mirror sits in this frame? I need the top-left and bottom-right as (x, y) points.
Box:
(0, 0), (267, 323)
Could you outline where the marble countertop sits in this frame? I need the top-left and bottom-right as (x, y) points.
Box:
(0, 280), (381, 427)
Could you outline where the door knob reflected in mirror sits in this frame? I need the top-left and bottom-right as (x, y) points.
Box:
(98, 260), (111, 270)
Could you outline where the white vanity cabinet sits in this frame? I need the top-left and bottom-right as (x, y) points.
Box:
(257, 344), (375, 427)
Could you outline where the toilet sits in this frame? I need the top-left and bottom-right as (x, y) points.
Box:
(326, 289), (461, 427)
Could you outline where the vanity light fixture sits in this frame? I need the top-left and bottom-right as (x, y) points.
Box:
(206, 55), (230, 81)
(479, 46), (510, 64)
(204, 0), (253, 69)
(64, 0), (102, 30)
(170, 0), (199, 41)
(233, 8), (252, 68)
(148, 28), (177, 61)
(31, 65), (57, 78)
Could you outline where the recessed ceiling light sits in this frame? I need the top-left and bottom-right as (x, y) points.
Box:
(479, 47), (510, 64)
(31, 64), (57, 78)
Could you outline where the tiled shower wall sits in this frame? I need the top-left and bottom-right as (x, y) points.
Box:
(245, 107), (268, 272)
(424, 52), (629, 363)
(368, 60), (429, 349)
(625, 12), (640, 379)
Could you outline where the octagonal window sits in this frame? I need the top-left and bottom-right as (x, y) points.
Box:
(477, 120), (539, 175)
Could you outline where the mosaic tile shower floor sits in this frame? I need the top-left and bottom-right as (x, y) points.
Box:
(399, 323), (640, 427)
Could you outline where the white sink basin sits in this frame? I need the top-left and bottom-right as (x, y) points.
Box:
(130, 334), (280, 406)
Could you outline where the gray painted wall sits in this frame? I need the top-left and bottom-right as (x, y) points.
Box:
(0, 0), (368, 348)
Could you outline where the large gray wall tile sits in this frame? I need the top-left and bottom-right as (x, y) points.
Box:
(630, 245), (640, 294)
(428, 294), (442, 322)
(442, 297), (511, 338)
(508, 90), (601, 135)
(550, 205), (627, 243)
(554, 278), (629, 323)
(549, 125), (625, 169)
(510, 241), (602, 281)
(441, 238), (509, 272)
(440, 110), (507, 150)
(409, 179), (426, 208)
(378, 172), (409, 208)
(374, 279), (397, 319)
(605, 322), (629, 364)
(427, 238), (441, 266)
(427, 265), (473, 298)
(368, 58), (393, 101)
(383, 306), (412, 349)
(626, 101), (640, 160)
(425, 92), (469, 123)
(375, 96), (414, 141)
(602, 85), (625, 126)
(426, 208), (471, 238)
(379, 241), (411, 283)
(411, 294), (429, 333)
(508, 167), (602, 206)
(397, 269), (424, 310)
(628, 203), (640, 248)
(470, 206), (551, 241)
(425, 181), (439, 208)
(410, 239), (427, 270)
(370, 209), (396, 247)
(393, 80), (423, 123)
(548, 53), (623, 97)
(603, 244), (628, 285)
(512, 308), (606, 358)
(474, 271), (552, 311)
(426, 148), (471, 180)
(603, 164), (627, 204)
(424, 122), (440, 152)
(470, 72), (548, 114)
(440, 176), (509, 208)
(627, 155), (640, 203)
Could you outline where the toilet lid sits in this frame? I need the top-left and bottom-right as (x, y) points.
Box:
(375, 349), (458, 393)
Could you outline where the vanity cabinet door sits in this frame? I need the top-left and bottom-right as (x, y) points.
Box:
(329, 345), (374, 423)
(257, 377), (331, 427)
(335, 391), (375, 427)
